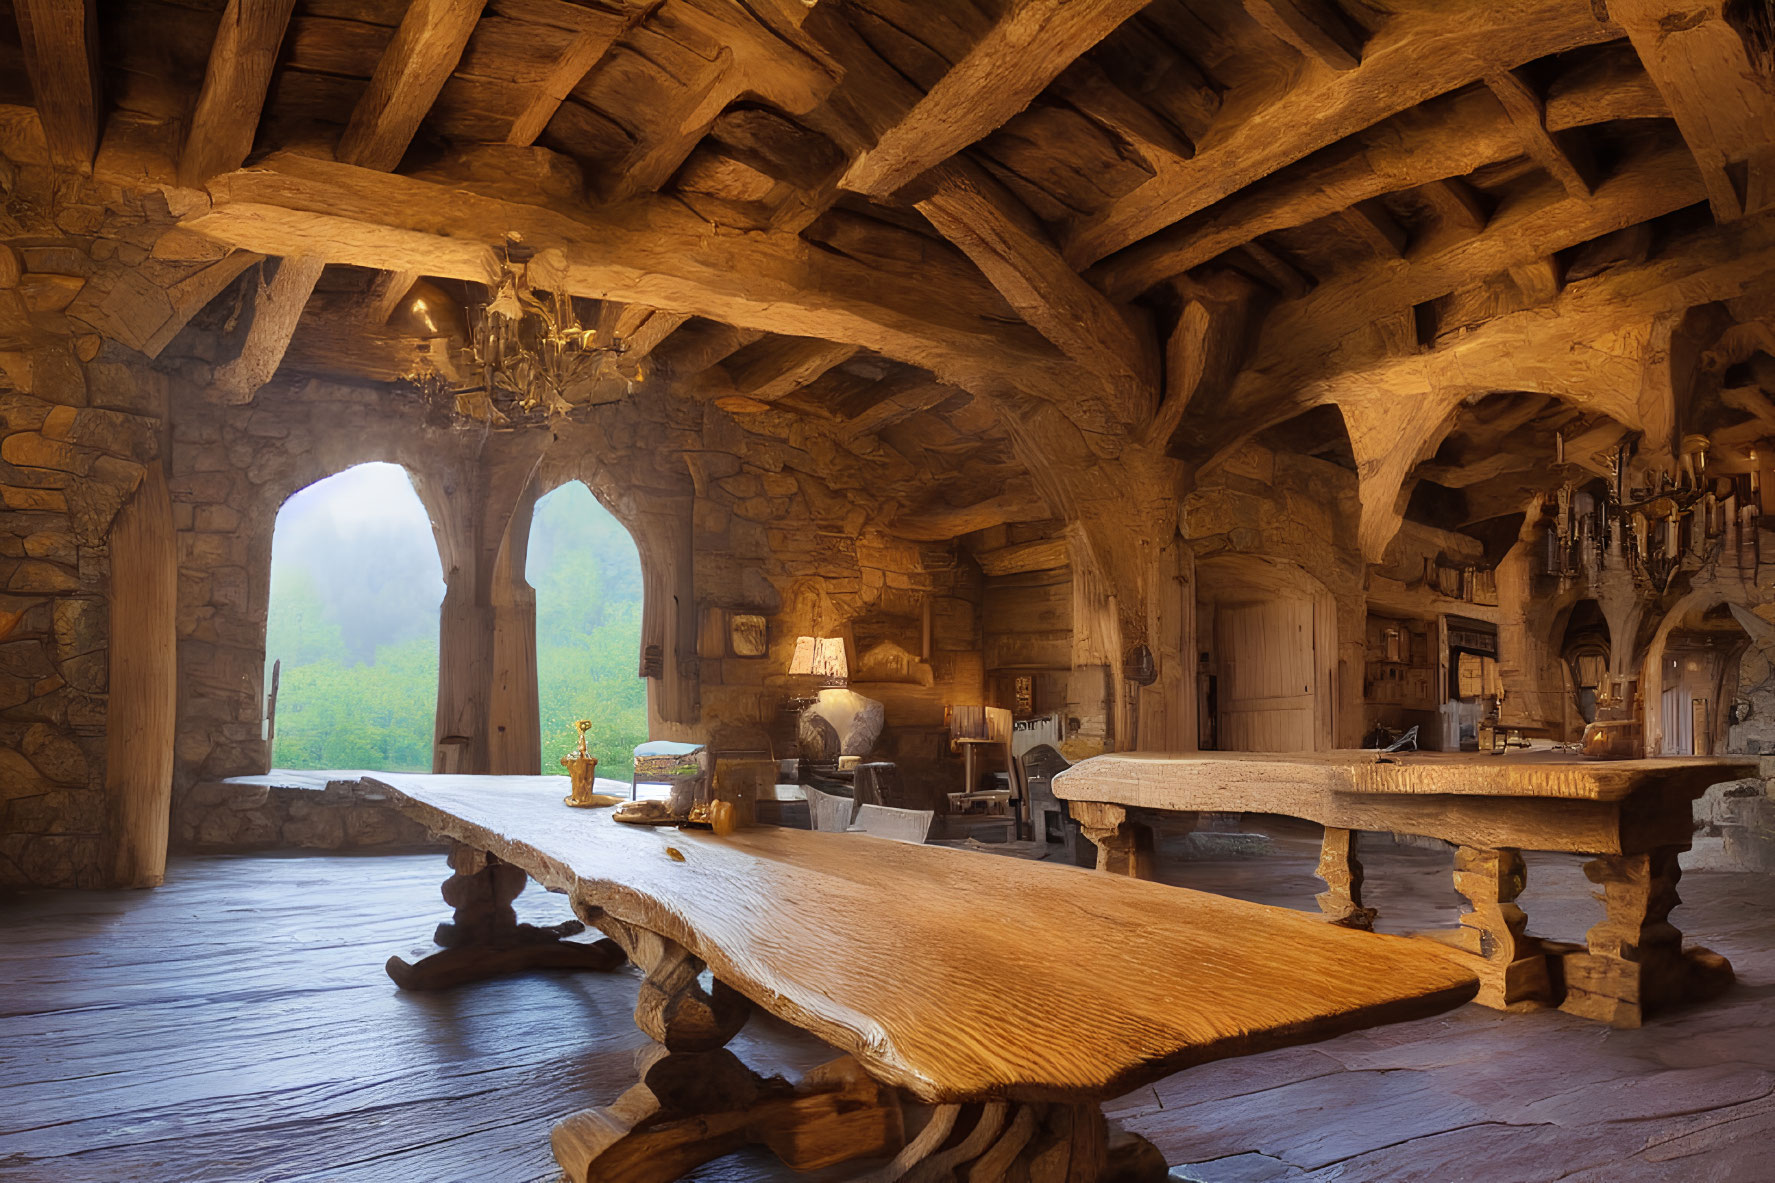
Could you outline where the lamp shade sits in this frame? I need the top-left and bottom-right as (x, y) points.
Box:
(789, 636), (848, 681)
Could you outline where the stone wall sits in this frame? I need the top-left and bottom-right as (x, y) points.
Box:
(1, 153), (188, 887)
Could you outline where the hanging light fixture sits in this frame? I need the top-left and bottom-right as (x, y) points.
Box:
(398, 233), (645, 424)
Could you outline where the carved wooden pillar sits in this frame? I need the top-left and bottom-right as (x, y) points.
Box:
(1315, 827), (1377, 930)
(1559, 847), (1733, 1027)
(1446, 845), (1551, 1010)
(433, 572), (493, 773)
(1071, 800), (1157, 880)
(488, 482), (540, 774)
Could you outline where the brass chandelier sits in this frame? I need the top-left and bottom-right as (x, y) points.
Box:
(400, 233), (644, 424)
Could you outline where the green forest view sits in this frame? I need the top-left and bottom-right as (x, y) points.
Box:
(265, 465), (646, 775)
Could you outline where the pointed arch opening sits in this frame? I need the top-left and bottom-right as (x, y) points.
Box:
(263, 463), (444, 771)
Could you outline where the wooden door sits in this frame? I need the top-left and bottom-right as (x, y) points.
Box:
(1217, 599), (1316, 751)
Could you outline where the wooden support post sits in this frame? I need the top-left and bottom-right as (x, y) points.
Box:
(551, 916), (904, 1183)
(1440, 846), (1552, 1011)
(106, 466), (177, 888)
(1071, 800), (1158, 880)
(1559, 847), (1734, 1028)
(1315, 826), (1377, 930)
(385, 842), (625, 990)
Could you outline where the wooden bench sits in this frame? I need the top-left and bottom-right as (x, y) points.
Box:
(367, 773), (1475, 1183)
(1051, 750), (1757, 1027)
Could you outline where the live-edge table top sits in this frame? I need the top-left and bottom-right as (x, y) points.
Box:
(369, 773), (1476, 1106)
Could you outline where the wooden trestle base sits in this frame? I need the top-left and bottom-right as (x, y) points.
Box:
(394, 840), (1167, 1183)
(384, 842), (626, 991)
(1074, 803), (1734, 1029)
(548, 908), (1168, 1183)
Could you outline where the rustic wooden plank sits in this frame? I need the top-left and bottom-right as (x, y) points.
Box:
(840, 0), (1152, 198)
(373, 773), (1478, 1105)
(1063, 0), (1618, 267)
(336, 0), (484, 171)
(179, 0), (300, 188)
(12, 0), (102, 173)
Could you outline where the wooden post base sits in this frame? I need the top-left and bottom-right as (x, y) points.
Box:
(1073, 801), (1159, 880)
(872, 1100), (1167, 1183)
(1315, 826), (1377, 930)
(1558, 848), (1734, 1027)
(1431, 845), (1552, 1011)
(386, 842), (626, 991)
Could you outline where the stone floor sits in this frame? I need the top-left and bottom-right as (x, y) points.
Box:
(1, 822), (1772, 1182)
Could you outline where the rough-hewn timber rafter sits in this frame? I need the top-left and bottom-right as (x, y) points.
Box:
(724, 336), (860, 403)
(1063, 0), (1619, 268)
(337, 0), (484, 172)
(914, 160), (1157, 427)
(179, 0), (300, 188)
(13, 0), (101, 174)
(1242, 0), (1365, 71)
(181, 154), (1072, 406)
(839, 0), (1152, 199)
(505, 3), (635, 147)
(1609, 0), (1775, 221)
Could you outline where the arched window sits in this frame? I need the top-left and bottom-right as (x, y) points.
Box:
(263, 463), (443, 771)
(527, 481), (647, 774)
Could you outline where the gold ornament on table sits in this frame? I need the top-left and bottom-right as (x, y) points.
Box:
(561, 719), (619, 808)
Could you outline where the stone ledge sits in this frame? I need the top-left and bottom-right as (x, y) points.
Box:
(171, 770), (444, 854)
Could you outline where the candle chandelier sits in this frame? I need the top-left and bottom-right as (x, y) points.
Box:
(1543, 433), (1762, 595)
(399, 234), (644, 424)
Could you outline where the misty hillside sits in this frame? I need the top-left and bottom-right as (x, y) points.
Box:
(264, 466), (646, 775)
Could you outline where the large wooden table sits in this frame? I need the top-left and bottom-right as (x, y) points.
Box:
(367, 773), (1476, 1183)
(1051, 750), (1757, 1027)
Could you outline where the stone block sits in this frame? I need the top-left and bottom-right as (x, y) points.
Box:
(59, 649), (106, 694)
(0, 486), (68, 513)
(2, 432), (90, 474)
(7, 559), (79, 593)
(23, 723), (87, 785)
(193, 503), (241, 532)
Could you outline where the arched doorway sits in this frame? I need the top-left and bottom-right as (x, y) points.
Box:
(526, 480), (648, 774)
(263, 463), (444, 771)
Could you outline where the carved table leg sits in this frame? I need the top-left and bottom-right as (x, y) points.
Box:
(385, 841), (626, 990)
(1071, 801), (1157, 880)
(1315, 827), (1377, 930)
(551, 913), (904, 1183)
(855, 1099), (1165, 1183)
(1435, 846), (1551, 1011)
(1559, 846), (1734, 1028)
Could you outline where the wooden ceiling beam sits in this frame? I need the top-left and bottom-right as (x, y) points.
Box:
(914, 159), (1157, 427)
(1182, 138), (1713, 464)
(621, 308), (690, 361)
(839, 0), (1152, 199)
(1609, 0), (1775, 221)
(337, 0), (483, 172)
(600, 3), (837, 202)
(724, 335), (860, 403)
(1339, 201), (1407, 258)
(178, 0), (299, 188)
(182, 154), (1065, 400)
(1144, 270), (1261, 453)
(1242, 0), (1364, 72)
(1418, 178), (1489, 234)
(505, 5), (634, 147)
(207, 0), (481, 403)
(1088, 56), (1651, 299)
(885, 486), (1053, 542)
(1063, 0), (1619, 268)
(13, 0), (101, 174)
(1484, 69), (1591, 199)
(1049, 58), (1194, 167)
